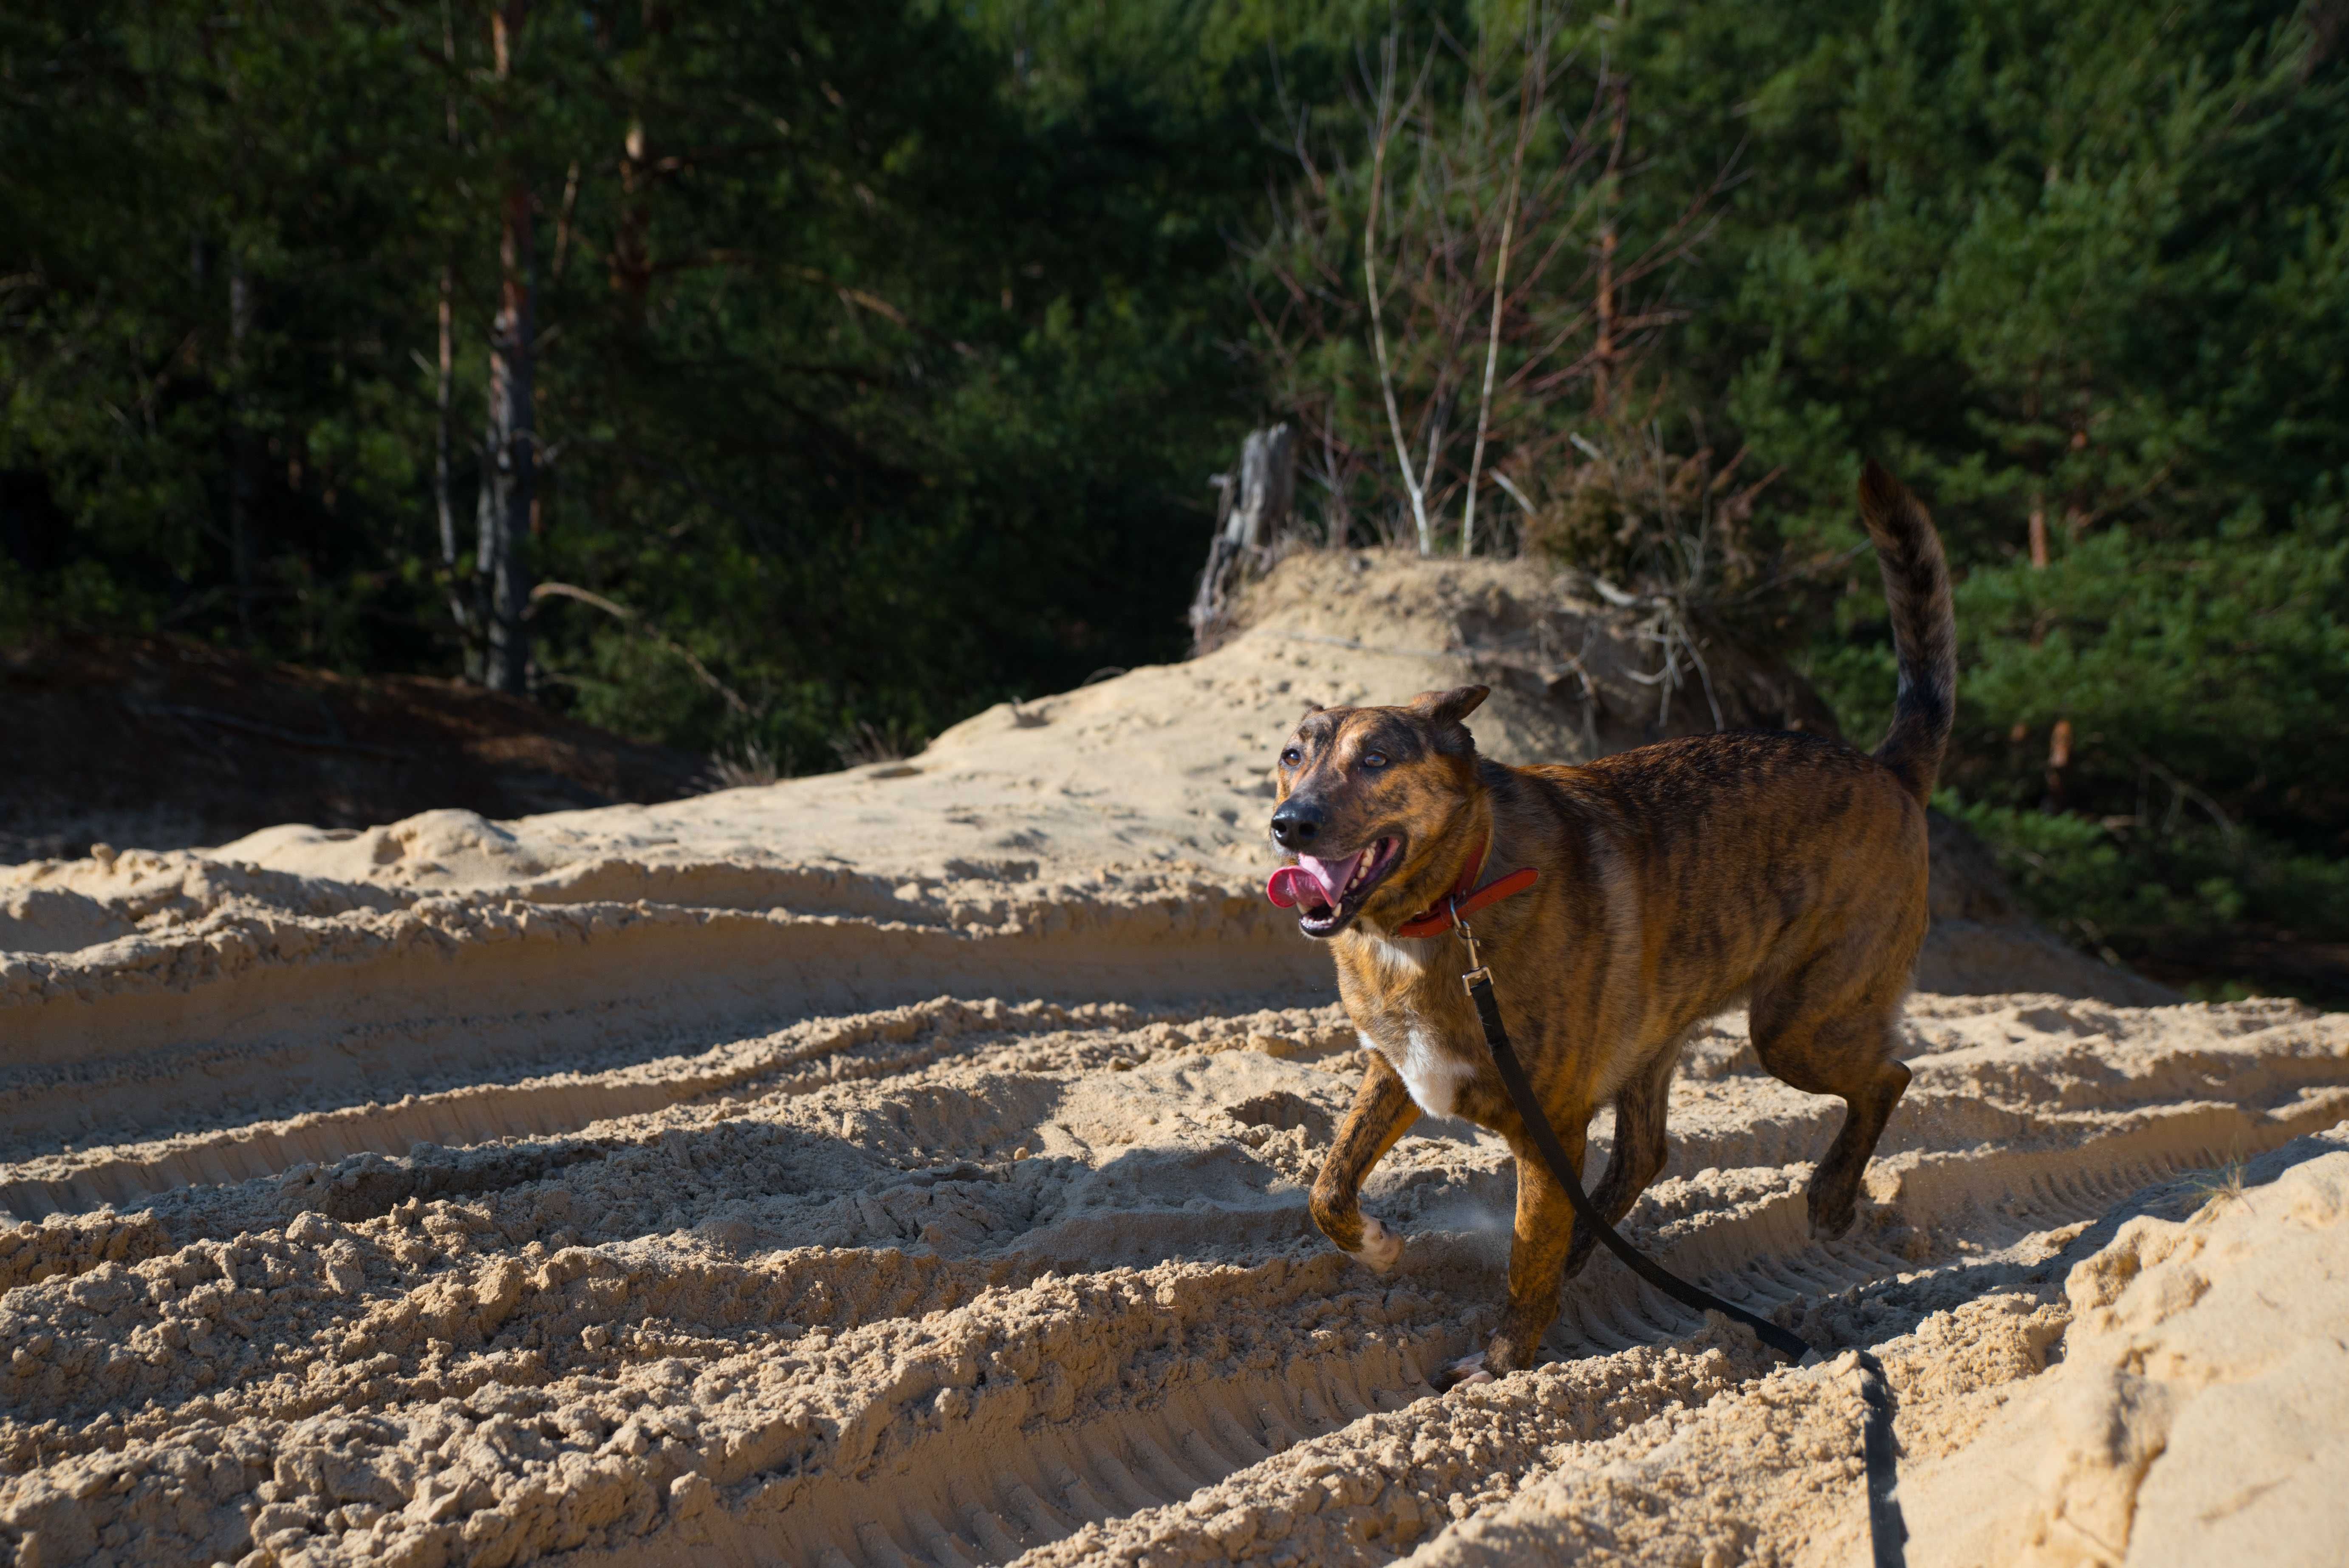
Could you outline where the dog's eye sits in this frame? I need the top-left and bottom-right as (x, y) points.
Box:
(1280, 747), (1301, 767)
(1361, 751), (1389, 769)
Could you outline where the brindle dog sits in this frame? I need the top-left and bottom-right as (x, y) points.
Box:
(1268, 462), (1955, 1385)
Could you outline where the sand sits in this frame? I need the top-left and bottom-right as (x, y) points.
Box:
(0, 548), (2338, 1567)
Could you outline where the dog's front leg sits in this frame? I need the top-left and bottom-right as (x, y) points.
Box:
(1309, 1054), (1419, 1272)
(1492, 1115), (1586, 1370)
(1439, 1112), (1589, 1389)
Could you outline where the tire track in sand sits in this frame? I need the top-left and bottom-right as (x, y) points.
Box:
(0, 995), (2342, 1567)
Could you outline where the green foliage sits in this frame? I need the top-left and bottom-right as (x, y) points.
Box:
(4, 3), (441, 661)
(5, 0), (2347, 988)
(1603, 0), (2349, 985)
(1942, 789), (2349, 985)
(3, 0), (1295, 767)
(1239, 8), (1737, 555)
(1952, 511), (2349, 832)
(1608, 0), (2349, 597)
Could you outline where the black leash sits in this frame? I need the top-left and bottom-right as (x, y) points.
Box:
(1454, 910), (1812, 1364)
(1450, 904), (1903, 1562)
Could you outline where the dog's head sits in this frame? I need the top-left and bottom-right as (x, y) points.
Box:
(1267, 685), (1489, 938)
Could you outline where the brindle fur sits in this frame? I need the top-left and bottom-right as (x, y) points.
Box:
(1276, 462), (1955, 1376)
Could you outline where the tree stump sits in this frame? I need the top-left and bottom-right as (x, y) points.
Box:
(1190, 424), (1295, 653)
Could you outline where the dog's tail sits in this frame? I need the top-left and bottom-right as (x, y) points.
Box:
(1859, 461), (1956, 804)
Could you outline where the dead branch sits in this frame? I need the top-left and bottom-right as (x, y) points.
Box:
(529, 581), (752, 716)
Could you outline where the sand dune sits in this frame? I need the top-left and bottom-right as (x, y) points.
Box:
(0, 550), (2336, 1566)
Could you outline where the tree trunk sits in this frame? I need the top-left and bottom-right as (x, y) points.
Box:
(434, 259), (476, 648)
(481, 0), (536, 695)
(435, 3), (477, 658)
(227, 258), (258, 643)
(1592, 224), (1617, 418)
(613, 119), (651, 328)
(1591, 79), (1630, 420)
(483, 181), (536, 694)
(472, 435), (497, 684)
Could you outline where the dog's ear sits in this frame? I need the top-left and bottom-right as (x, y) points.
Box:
(1407, 686), (1489, 726)
(1406, 685), (1487, 757)
(1300, 699), (1325, 715)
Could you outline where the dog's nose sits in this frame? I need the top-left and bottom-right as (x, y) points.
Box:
(1269, 805), (1320, 848)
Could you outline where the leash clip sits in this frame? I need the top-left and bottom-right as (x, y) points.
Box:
(1453, 898), (1491, 995)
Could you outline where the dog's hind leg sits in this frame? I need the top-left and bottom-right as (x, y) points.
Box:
(1563, 1034), (1685, 1279)
(1310, 1055), (1420, 1272)
(1749, 952), (1914, 1240)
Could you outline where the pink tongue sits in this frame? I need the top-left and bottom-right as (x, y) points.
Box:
(1296, 851), (1361, 907)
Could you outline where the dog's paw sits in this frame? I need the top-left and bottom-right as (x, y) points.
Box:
(1346, 1216), (1403, 1273)
(1431, 1351), (1493, 1392)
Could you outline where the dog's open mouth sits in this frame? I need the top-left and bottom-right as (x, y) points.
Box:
(1266, 836), (1402, 937)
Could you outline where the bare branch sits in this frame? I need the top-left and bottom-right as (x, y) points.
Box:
(530, 581), (753, 716)
(1464, 11), (1548, 556)
(1363, 32), (1439, 554)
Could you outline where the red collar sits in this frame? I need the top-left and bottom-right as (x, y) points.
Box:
(1393, 836), (1539, 938)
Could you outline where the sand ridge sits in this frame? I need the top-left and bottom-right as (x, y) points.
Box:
(0, 547), (2338, 1566)
(0, 995), (2342, 1567)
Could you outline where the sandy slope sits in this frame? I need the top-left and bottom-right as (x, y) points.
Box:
(0, 632), (707, 865)
(0, 549), (2338, 1567)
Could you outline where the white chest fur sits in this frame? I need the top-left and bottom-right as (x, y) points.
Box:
(1354, 930), (1430, 979)
(1364, 1023), (1476, 1119)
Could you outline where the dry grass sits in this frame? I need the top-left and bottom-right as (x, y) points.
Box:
(831, 718), (919, 768)
(1518, 403), (1776, 595)
(704, 741), (782, 790)
(2187, 1151), (2253, 1217)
